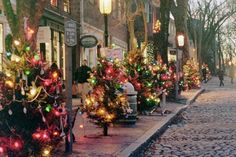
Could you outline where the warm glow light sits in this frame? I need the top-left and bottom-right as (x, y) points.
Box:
(14, 40), (20, 46)
(79, 124), (84, 128)
(99, 0), (112, 14)
(14, 141), (20, 148)
(177, 34), (185, 47)
(43, 148), (50, 156)
(0, 146), (3, 153)
(52, 71), (58, 79)
(5, 80), (14, 88)
(30, 87), (37, 96)
(53, 131), (59, 136)
(11, 54), (21, 62)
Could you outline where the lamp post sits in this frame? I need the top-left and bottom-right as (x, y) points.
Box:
(175, 33), (185, 99)
(99, 0), (112, 47)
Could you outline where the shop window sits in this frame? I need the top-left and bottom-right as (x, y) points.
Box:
(52, 31), (60, 65)
(50, 0), (58, 7)
(64, 0), (71, 13)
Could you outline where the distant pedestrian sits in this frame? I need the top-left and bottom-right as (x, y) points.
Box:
(72, 80), (78, 98)
(218, 69), (224, 86)
(76, 59), (92, 104)
(229, 63), (234, 84)
(202, 63), (207, 83)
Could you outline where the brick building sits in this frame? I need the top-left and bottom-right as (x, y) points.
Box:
(37, 0), (80, 79)
(80, 0), (128, 68)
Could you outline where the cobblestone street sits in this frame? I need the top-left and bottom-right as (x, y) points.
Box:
(141, 77), (236, 157)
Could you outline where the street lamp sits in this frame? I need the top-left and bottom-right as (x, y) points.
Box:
(99, 0), (112, 47)
(175, 33), (185, 99)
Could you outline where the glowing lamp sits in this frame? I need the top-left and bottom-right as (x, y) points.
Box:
(99, 0), (112, 47)
(79, 124), (84, 128)
(177, 34), (185, 47)
(99, 0), (112, 14)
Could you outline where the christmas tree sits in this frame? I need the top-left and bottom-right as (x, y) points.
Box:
(183, 59), (201, 90)
(0, 39), (66, 156)
(124, 51), (175, 112)
(83, 58), (131, 136)
(0, 1), (67, 156)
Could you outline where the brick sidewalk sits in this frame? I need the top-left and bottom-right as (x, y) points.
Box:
(55, 88), (204, 157)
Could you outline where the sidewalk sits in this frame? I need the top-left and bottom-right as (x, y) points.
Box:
(55, 87), (205, 157)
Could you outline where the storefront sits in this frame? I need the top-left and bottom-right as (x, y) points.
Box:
(37, 25), (66, 79)
(37, 9), (80, 79)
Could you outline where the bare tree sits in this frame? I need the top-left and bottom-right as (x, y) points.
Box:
(188, 0), (236, 72)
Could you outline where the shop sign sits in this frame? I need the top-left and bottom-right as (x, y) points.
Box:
(65, 20), (77, 47)
(80, 35), (98, 48)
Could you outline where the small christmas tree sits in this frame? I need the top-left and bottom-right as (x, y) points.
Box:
(83, 58), (131, 136)
(183, 59), (201, 90)
(124, 51), (175, 112)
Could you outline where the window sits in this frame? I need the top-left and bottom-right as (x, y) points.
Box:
(145, 3), (153, 23)
(50, 0), (58, 7)
(64, 0), (71, 13)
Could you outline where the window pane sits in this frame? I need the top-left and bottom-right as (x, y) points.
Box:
(64, 0), (70, 13)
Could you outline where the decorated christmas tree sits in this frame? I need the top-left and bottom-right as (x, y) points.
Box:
(83, 58), (131, 136)
(183, 59), (201, 90)
(124, 51), (175, 112)
(0, 1), (65, 156)
(0, 38), (66, 156)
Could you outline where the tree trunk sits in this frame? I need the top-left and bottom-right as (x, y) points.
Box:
(103, 123), (108, 136)
(154, 0), (170, 64)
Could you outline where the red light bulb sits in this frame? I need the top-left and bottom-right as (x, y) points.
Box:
(0, 146), (4, 153)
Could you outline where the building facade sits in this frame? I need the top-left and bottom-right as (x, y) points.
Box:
(80, 0), (128, 68)
(37, 0), (80, 79)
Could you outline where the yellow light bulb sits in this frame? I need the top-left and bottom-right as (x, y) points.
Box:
(98, 109), (105, 115)
(42, 148), (50, 156)
(30, 87), (37, 96)
(14, 40), (20, 46)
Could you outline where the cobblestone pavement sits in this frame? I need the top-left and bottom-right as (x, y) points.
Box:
(141, 77), (236, 157)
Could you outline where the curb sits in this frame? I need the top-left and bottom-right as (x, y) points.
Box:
(116, 88), (205, 157)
